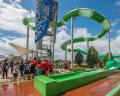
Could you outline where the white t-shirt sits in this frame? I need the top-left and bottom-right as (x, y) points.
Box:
(13, 66), (19, 73)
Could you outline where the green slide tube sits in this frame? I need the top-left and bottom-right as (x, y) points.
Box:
(59, 8), (111, 51)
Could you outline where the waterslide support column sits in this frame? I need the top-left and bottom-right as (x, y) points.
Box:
(50, 36), (52, 60)
(65, 49), (67, 61)
(87, 41), (89, 51)
(26, 24), (29, 59)
(108, 32), (111, 60)
(53, 32), (55, 61)
(71, 17), (74, 68)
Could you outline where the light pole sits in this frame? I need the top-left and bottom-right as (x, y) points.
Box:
(52, 37), (55, 61)
(71, 17), (74, 68)
(108, 32), (111, 60)
(87, 41), (89, 51)
(65, 49), (67, 61)
(32, 48), (34, 59)
(50, 36), (52, 60)
(26, 24), (29, 59)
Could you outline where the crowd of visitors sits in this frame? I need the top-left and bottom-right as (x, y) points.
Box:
(0, 58), (54, 82)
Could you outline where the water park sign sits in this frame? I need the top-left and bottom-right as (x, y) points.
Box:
(35, 0), (58, 43)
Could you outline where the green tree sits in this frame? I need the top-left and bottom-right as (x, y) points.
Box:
(103, 52), (113, 65)
(10, 56), (22, 62)
(86, 46), (100, 68)
(75, 51), (84, 67)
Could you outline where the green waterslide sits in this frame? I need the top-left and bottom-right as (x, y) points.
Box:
(57, 8), (120, 69)
(67, 48), (120, 59)
(23, 8), (111, 57)
(23, 8), (120, 68)
(23, 17), (35, 30)
(59, 8), (111, 50)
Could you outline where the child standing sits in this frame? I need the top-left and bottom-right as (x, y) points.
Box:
(13, 64), (19, 82)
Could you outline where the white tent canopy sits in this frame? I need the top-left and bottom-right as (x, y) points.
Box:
(9, 43), (32, 55)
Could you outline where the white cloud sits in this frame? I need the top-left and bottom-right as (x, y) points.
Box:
(74, 28), (91, 38)
(54, 27), (120, 60)
(0, 30), (35, 56)
(0, 0), (3, 5)
(111, 19), (120, 27)
(0, 1), (34, 35)
(1, 24), (120, 60)
(0, 0), (35, 56)
(3, 0), (21, 3)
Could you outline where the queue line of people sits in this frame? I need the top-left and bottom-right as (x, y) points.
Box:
(0, 58), (54, 82)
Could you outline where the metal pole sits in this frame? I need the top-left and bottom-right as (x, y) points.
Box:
(36, 42), (38, 58)
(71, 17), (74, 68)
(50, 36), (52, 60)
(65, 49), (67, 61)
(32, 50), (34, 59)
(26, 25), (29, 59)
(41, 39), (43, 60)
(108, 32), (111, 60)
(52, 28), (56, 62)
(53, 37), (55, 61)
(87, 41), (89, 51)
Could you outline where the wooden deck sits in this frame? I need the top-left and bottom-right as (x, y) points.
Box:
(0, 73), (120, 96)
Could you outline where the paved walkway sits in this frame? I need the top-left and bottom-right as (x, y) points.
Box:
(0, 69), (14, 85)
(0, 73), (120, 96)
(0, 69), (68, 85)
(0, 80), (40, 96)
(62, 73), (120, 96)
(0, 69), (22, 85)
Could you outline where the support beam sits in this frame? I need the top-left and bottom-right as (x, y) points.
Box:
(108, 32), (111, 60)
(26, 25), (29, 59)
(65, 49), (67, 61)
(52, 36), (55, 61)
(50, 36), (52, 60)
(71, 17), (74, 68)
(87, 41), (89, 51)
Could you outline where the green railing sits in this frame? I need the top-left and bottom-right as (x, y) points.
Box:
(106, 84), (120, 96)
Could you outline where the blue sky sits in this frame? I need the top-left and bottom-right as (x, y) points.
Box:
(0, 0), (120, 57)
(20, 0), (120, 37)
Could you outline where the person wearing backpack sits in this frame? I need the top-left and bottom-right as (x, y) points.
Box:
(2, 60), (9, 79)
(30, 62), (36, 79)
(24, 61), (31, 80)
(0, 62), (2, 74)
(10, 60), (14, 74)
(19, 60), (25, 80)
